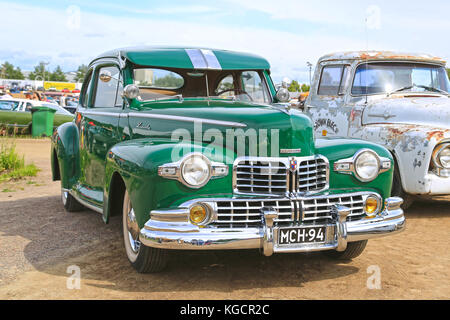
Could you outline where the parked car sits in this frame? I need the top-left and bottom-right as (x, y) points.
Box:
(0, 98), (73, 133)
(51, 47), (405, 273)
(304, 51), (450, 208)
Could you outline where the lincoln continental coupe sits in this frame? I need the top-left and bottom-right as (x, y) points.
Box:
(51, 47), (405, 273)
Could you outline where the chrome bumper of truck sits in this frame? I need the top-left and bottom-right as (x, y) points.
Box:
(139, 196), (405, 256)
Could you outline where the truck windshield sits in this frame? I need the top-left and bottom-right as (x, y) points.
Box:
(133, 68), (271, 104)
(352, 62), (450, 95)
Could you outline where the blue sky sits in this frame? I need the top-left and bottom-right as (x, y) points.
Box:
(1, 0), (449, 83)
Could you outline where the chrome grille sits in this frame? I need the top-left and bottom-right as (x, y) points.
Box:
(234, 156), (329, 196)
(214, 194), (366, 228)
(234, 160), (288, 195)
(296, 158), (328, 193)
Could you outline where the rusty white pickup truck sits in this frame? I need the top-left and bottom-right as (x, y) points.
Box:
(304, 51), (450, 208)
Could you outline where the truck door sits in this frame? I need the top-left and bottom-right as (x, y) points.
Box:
(305, 64), (352, 138)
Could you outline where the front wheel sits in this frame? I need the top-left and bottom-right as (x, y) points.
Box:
(323, 240), (368, 260)
(392, 162), (414, 209)
(122, 190), (168, 273)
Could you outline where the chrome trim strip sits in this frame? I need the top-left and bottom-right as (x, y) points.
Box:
(79, 110), (121, 117)
(201, 49), (222, 70)
(128, 112), (247, 128)
(185, 49), (208, 69)
(69, 190), (103, 214)
(185, 48), (222, 70)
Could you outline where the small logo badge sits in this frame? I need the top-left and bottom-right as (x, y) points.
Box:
(290, 158), (298, 172)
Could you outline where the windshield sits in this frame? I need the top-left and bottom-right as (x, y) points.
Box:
(0, 100), (19, 111)
(352, 62), (450, 95)
(133, 68), (271, 104)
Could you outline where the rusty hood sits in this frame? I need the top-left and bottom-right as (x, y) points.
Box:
(362, 96), (450, 129)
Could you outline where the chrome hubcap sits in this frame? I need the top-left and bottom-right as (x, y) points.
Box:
(126, 208), (141, 253)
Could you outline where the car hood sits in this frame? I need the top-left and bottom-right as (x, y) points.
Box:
(132, 100), (316, 156)
(362, 96), (450, 129)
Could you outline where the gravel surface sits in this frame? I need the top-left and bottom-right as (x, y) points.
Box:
(0, 138), (449, 299)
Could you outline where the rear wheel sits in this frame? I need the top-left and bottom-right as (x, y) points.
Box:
(122, 190), (168, 273)
(324, 240), (368, 260)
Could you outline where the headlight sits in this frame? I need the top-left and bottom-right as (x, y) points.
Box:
(334, 149), (390, 182)
(433, 144), (450, 169)
(354, 150), (380, 182)
(181, 154), (211, 188)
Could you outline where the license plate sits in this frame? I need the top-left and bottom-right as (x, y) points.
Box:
(278, 226), (326, 245)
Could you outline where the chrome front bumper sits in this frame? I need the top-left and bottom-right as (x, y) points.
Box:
(139, 197), (405, 256)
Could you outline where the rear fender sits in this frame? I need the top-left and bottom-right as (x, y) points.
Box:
(51, 122), (80, 189)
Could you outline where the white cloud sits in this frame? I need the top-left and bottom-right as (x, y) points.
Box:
(0, 1), (448, 83)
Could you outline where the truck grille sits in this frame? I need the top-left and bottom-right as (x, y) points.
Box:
(214, 194), (366, 229)
(234, 156), (329, 196)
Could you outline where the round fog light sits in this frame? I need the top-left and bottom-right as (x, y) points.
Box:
(190, 204), (208, 225)
(365, 196), (379, 217)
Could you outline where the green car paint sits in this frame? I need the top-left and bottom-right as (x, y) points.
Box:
(0, 108), (74, 132)
(51, 47), (395, 230)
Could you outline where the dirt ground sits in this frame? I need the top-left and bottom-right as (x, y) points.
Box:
(0, 138), (449, 300)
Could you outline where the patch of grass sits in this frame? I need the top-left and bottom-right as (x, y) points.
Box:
(0, 141), (40, 182)
(2, 188), (16, 193)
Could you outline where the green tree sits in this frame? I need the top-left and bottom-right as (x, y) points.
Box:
(0, 62), (25, 79)
(447, 68), (450, 79)
(154, 74), (184, 88)
(29, 62), (50, 81)
(75, 64), (88, 82)
(301, 84), (311, 92)
(287, 80), (301, 92)
(49, 66), (67, 82)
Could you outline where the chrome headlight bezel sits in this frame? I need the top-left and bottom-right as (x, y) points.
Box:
(158, 153), (229, 189)
(432, 143), (450, 169)
(334, 149), (391, 182)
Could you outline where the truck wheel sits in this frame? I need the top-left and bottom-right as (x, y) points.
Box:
(324, 240), (368, 260)
(61, 189), (84, 212)
(392, 162), (414, 209)
(122, 190), (168, 273)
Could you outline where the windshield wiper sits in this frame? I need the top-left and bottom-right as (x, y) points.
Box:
(389, 84), (449, 96)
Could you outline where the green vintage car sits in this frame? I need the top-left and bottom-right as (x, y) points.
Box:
(51, 47), (405, 273)
(0, 98), (74, 133)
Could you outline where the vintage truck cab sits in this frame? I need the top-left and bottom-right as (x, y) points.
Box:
(52, 47), (405, 273)
(305, 51), (450, 207)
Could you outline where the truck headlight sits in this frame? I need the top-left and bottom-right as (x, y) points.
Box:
(181, 154), (211, 188)
(355, 150), (380, 182)
(433, 143), (450, 169)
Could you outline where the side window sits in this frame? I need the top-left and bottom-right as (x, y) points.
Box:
(93, 66), (121, 108)
(318, 65), (349, 96)
(80, 69), (93, 107)
(25, 102), (32, 112)
(240, 71), (270, 103)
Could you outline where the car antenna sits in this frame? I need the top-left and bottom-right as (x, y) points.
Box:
(364, 15), (369, 106)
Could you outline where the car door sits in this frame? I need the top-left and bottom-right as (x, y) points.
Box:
(76, 63), (123, 204)
(306, 64), (352, 138)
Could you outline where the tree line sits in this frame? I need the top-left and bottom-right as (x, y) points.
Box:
(0, 62), (88, 82)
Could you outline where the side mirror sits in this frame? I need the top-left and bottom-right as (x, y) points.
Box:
(99, 70), (112, 83)
(276, 87), (290, 103)
(123, 84), (140, 100)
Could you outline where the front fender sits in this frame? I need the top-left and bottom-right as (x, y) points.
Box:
(52, 122), (80, 189)
(356, 124), (450, 194)
(315, 137), (394, 200)
(103, 138), (235, 227)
